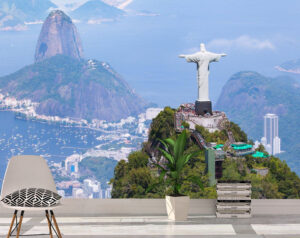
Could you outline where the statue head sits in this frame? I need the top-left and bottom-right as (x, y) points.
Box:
(200, 43), (206, 52)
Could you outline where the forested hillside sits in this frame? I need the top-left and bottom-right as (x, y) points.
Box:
(216, 71), (300, 175)
(111, 107), (300, 199)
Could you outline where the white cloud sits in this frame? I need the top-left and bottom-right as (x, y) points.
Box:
(207, 35), (275, 51)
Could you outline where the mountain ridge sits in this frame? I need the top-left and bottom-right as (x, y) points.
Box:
(0, 10), (149, 121)
(216, 70), (300, 174)
(0, 54), (148, 121)
(70, 0), (124, 22)
(0, 0), (57, 30)
(0, 0), (125, 30)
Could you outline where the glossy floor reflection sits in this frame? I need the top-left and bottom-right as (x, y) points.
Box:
(1, 215), (300, 237)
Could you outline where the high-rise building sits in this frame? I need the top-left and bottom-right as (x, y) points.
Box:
(83, 179), (102, 198)
(261, 113), (281, 155)
(105, 183), (113, 199)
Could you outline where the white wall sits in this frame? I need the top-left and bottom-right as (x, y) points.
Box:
(1, 199), (300, 216)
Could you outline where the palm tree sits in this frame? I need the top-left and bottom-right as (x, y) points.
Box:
(149, 129), (203, 196)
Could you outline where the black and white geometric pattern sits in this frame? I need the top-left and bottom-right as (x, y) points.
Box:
(1, 188), (61, 207)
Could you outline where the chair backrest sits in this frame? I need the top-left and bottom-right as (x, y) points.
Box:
(1, 155), (57, 199)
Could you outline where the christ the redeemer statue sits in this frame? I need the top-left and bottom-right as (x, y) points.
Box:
(179, 43), (226, 116)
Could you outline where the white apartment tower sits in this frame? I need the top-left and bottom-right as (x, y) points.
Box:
(261, 113), (281, 155)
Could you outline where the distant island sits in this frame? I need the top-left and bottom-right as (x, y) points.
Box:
(0, 0), (127, 31)
(275, 58), (300, 74)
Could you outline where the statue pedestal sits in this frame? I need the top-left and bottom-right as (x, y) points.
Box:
(195, 100), (212, 116)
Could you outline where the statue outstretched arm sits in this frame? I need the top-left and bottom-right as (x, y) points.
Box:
(210, 53), (227, 62)
(179, 54), (199, 63)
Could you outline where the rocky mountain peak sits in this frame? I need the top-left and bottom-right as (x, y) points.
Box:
(34, 10), (84, 63)
(0, 9), (149, 122)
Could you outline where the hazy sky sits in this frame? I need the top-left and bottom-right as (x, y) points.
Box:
(1, 0), (300, 107)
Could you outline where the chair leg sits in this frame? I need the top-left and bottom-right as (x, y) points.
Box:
(6, 210), (17, 238)
(45, 210), (53, 238)
(16, 210), (24, 238)
(50, 210), (62, 238)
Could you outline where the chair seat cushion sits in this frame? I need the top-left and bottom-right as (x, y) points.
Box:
(1, 188), (61, 208)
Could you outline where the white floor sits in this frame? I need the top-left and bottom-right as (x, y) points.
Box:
(40, 216), (216, 224)
(41, 216), (150, 223)
(0, 226), (10, 234)
(0, 218), (31, 224)
(252, 224), (300, 235)
(0, 218), (31, 236)
(24, 224), (236, 236)
(1, 216), (300, 236)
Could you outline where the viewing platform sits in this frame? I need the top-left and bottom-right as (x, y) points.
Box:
(175, 104), (228, 133)
(230, 143), (255, 157)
